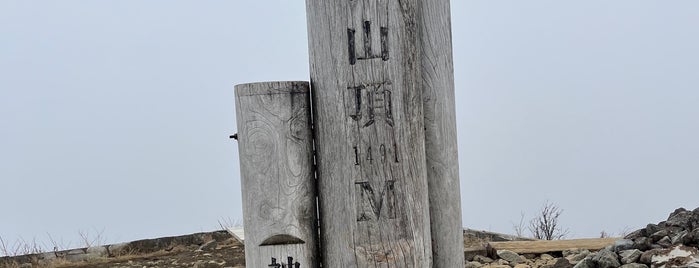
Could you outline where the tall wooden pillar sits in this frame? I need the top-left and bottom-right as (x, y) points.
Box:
(306, 1), (433, 267)
(419, 1), (465, 267)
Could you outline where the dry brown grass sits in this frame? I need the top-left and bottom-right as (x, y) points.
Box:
(464, 233), (491, 248)
(51, 250), (180, 268)
(0, 246), (188, 268)
(0, 235), (45, 257)
(1, 228), (235, 268)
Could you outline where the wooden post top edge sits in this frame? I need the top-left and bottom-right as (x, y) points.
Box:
(234, 81), (310, 97)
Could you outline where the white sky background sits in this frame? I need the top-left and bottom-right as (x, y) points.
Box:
(1, 1), (698, 249)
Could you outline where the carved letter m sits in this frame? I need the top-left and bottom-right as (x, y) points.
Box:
(354, 180), (396, 222)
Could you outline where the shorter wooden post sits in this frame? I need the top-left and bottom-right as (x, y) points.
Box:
(235, 81), (318, 268)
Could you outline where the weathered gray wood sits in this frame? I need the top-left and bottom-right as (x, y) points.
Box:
(234, 81), (319, 268)
(488, 238), (619, 254)
(418, 1), (465, 267)
(306, 1), (432, 267)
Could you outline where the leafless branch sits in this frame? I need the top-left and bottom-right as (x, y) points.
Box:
(0, 236), (8, 257)
(511, 212), (527, 237)
(78, 228), (105, 248)
(528, 201), (569, 240)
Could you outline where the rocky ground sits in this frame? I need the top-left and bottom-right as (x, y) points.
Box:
(58, 238), (246, 268)
(466, 207), (699, 268)
(0, 231), (245, 268)
(3, 207), (699, 268)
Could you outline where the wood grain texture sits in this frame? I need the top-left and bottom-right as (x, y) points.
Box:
(306, 0), (432, 267)
(234, 81), (319, 268)
(488, 238), (619, 254)
(418, 1), (464, 267)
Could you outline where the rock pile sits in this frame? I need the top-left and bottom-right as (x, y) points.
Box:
(466, 207), (699, 268)
(624, 207), (699, 248)
(465, 249), (631, 268)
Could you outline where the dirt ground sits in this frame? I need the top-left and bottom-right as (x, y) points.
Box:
(1, 232), (246, 268)
(59, 238), (244, 268)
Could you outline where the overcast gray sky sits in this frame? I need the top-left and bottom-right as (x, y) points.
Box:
(2, 1), (698, 250)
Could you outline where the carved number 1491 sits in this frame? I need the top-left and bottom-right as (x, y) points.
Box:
(354, 143), (399, 165)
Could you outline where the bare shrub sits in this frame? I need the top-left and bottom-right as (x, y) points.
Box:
(511, 212), (527, 237)
(0, 235), (8, 256)
(617, 226), (632, 238)
(0, 236), (44, 257)
(78, 228), (106, 248)
(218, 217), (243, 230)
(46, 233), (72, 253)
(528, 201), (569, 240)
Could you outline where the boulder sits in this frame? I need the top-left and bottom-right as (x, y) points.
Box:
(495, 259), (510, 266)
(572, 258), (596, 268)
(592, 248), (621, 268)
(563, 249), (588, 256)
(540, 254), (555, 261)
(649, 244), (664, 250)
(465, 247), (490, 261)
(466, 261), (484, 268)
(523, 254), (536, 260)
(497, 250), (524, 264)
(618, 264), (648, 268)
(650, 230), (670, 243)
(545, 258), (560, 266)
(656, 236), (672, 248)
(550, 258), (573, 268)
(666, 208), (696, 230)
(639, 249), (664, 264)
(474, 255), (494, 264)
(671, 230), (690, 245)
(631, 237), (651, 251)
(483, 265), (511, 268)
(618, 249), (642, 264)
(534, 258), (549, 267)
(524, 259), (536, 267)
(613, 239), (634, 252)
(691, 228), (699, 246)
(624, 229), (646, 240)
(645, 224), (660, 236)
(566, 250), (591, 263)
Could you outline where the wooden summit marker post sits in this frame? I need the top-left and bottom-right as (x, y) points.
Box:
(306, 0), (463, 267)
(419, 1), (464, 267)
(234, 81), (319, 268)
(306, 1), (433, 266)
